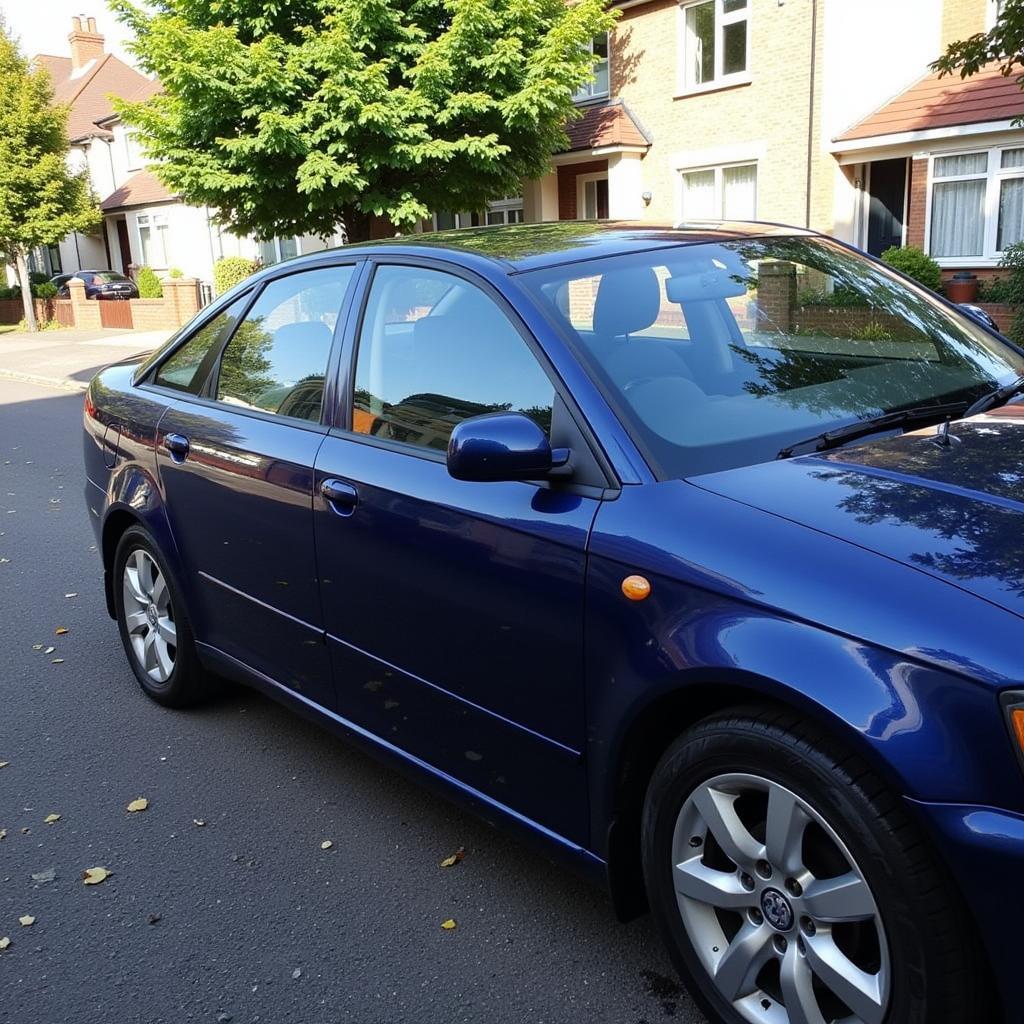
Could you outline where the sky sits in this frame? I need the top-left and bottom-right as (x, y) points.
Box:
(1, 1), (140, 66)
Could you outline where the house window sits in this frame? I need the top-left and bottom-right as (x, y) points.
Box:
(573, 33), (610, 102)
(433, 211), (483, 230)
(987, 0), (1005, 29)
(124, 131), (144, 171)
(928, 147), (1024, 262)
(681, 0), (749, 92)
(486, 198), (525, 225)
(47, 244), (62, 274)
(137, 213), (170, 268)
(258, 237), (301, 265)
(680, 162), (757, 221)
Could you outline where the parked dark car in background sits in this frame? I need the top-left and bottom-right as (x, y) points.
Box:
(52, 270), (138, 300)
(84, 221), (1024, 1024)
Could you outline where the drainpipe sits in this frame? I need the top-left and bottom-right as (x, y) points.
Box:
(805, 0), (819, 229)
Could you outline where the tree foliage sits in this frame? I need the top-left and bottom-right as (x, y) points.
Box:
(0, 20), (99, 329)
(933, 0), (1024, 89)
(111, 0), (617, 242)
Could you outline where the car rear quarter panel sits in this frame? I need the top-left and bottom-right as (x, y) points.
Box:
(586, 479), (1024, 862)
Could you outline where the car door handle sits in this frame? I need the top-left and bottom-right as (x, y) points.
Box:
(321, 478), (358, 513)
(164, 433), (190, 462)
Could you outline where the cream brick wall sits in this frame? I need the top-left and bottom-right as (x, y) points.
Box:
(941, 0), (989, 49)
(609, 0), (829, 232)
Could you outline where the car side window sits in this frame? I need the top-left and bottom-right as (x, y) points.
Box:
(352, 265), (555, 451)
(153, 294), (250, 395)
(214, 266), (354, 422)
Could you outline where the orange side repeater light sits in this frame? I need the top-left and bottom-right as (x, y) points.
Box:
(621, 575), (652, 602)
(1011, 708), (1024, 758)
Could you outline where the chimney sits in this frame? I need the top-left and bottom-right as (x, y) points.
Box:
(68, 15), (104, 71)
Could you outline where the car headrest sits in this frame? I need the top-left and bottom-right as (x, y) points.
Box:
(593, 266), (661, 339)
(272, 320), (333, 352)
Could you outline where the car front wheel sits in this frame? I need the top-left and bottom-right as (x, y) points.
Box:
(642, 708), (986, 1024)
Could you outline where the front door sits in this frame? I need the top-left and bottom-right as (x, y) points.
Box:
(115, 218), (132, 274)
(154, 264), (357, 709)
(866, 159), (907, 256)
(314, 262), (600, 842)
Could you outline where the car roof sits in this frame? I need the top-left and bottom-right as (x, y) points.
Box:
(294, 220), (819, 275)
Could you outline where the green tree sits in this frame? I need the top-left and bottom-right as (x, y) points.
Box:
(933, 0), (1024, 86)
(0, 20), (99, 331)
(110, 0), (616, 244)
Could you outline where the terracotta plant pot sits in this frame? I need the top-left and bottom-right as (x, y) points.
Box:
(946, 272), (979, 303)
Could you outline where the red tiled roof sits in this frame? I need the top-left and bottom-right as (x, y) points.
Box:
(836, 62), (1024, 143)
(100, 169), (177, 211)
(34, 51), (153, 141)
(561, 99), (651, 153)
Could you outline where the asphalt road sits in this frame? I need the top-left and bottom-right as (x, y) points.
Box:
(0, 378), (703, 1024)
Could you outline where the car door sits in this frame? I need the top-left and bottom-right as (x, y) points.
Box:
(153, 263), (359, 709)
(313, 260), (609, 843)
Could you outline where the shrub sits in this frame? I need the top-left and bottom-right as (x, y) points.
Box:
(797, 285), (869, 308)
(978, 274), (1013, 303)
(28, 270), (49, 286)
(214, 256), (259, 295)
(998, 242), (1024, 344)
(0, 284), (20, 300)
(31, 282), (58, 299)
(880, 246), (943, 292)
(168, 266), (184, 279)
(17, 317), (62, 331)
(136, 266), (163, 299)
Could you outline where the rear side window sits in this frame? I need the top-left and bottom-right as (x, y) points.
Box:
(215, 266), (354, 422)
(154, 294), (250, 394)
(351, 265), (554, 451)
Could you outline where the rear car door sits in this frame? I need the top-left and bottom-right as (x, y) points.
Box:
(152, 263), (358, 709)
(313, 260), (610, 843)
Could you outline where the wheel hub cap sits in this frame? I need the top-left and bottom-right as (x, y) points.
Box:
(760, 888), (793, 932)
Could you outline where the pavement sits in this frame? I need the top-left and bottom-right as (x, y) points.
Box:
(0, 327), (174, 392)
(0, 370), (703, 1022)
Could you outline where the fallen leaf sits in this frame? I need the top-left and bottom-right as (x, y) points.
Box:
(126, 798), (148, 813)
(320, 840), (333, 851)
(64, 593), (77, 599)
(44, 647), (55, 655)
(147, 913), (161, 925)
(82, 867), (111, 885)
(440, 919), (457, 930)
(43, 814), (60, 825)
(0, 830), (5, 840)
(193, 819), (206, 827)
(54, 627), (68, 636)
(291, 968), (302, 980)
(31, 644), (42, 651)
(18, 916), (34, 927)
(0, 762), (8, 769)
(51, 659), (64, 665)
(0, 937), (10, 951)
(439, 846), (466, 869)
(30, 869), (55, 884)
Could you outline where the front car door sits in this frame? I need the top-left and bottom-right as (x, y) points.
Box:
(152, 263), (358, 709)
(314, 260), (610, 844)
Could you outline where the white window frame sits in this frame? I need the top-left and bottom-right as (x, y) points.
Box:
(485, 198), (525, 225)
(678, 0), (751, 97)
(573, 33), (610, 103)
(987, 0), (1004, 30)
(136, 212), (170, 269)
(432, 211), (477, 231)
(925, 145), (1024, 266)
(124, 130), (144, 172)
(678, 161), (758, 222)
(576, 172), (609, 221)
(258, 236), (303, 265)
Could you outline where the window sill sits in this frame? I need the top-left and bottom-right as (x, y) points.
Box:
(674, 75), (752, 100)
(934, 256), (1003, 269)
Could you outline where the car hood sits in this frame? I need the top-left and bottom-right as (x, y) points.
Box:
(689, 406), (1024, 621)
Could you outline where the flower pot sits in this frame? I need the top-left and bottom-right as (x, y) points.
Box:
(946, 272), (979, 303)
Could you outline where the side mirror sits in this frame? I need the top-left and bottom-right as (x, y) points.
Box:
(959, 303), (999, 332)
(447, 412), (571, 483)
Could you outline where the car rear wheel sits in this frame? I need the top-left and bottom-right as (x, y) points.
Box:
(641, 708), (987, 1024)
(113, 525), (208, 707)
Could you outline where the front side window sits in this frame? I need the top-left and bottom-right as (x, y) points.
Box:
(682, 0), (749, 91)
(681, 163), (757, 221)
(214, 266), (354, 421)
(573, 33), (610, 102)
(137, 213), (170, 268)
(522, 236), (1024, 477)
(352, 265), (554, 452)
(154, 294), (250, 394)
(929, 146), (1024, 261)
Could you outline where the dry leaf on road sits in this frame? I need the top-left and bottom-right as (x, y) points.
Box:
(64, 593), (77, 598)
(51, 659), (64, 665)
(82, 867), (111, 885)
(439, 847), (466, 868)
(126, 798), (148, 813)
(320, 840), (333, 850)
(0, 937), (10, 951)
(0, 830), (6, 841)
(54, 627), (68, 636)
(18, 916), (34, 927)
(440, 919), (457, 930)
(0, 762), (8, 769)
(31, 869), (55, 884)
(43, 814), (60, 825)
(43, 647), (54, 654)
(193, 819), (206, 827)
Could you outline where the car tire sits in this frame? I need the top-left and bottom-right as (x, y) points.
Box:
(641, 706), (988, 1024)
(113, 525), (209, 708)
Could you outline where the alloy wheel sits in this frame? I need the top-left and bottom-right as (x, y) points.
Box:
(672, 773), (889, 1024)
(122, 548), (176, 683)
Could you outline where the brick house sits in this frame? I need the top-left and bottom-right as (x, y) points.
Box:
(521, 0), (1013, 282)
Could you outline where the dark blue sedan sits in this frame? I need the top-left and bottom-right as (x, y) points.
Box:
(84, 222), (1024, 1024)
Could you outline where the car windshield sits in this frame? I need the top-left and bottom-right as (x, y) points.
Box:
(521, 235), (1024, 477)
(92, 272), (129, 284)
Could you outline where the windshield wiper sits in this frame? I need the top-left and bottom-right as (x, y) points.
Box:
(963, 374), (1024, 419)
(777, 402), (968, 460)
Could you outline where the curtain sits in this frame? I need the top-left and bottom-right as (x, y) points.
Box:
(934, 152), (987, 176)
(1002, 148), (1024, 169)
(681, 169), (716, 220)
(999, 178), (1024, 251)
(930, 179), (986, 257)
(723, 164), (757, 220)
